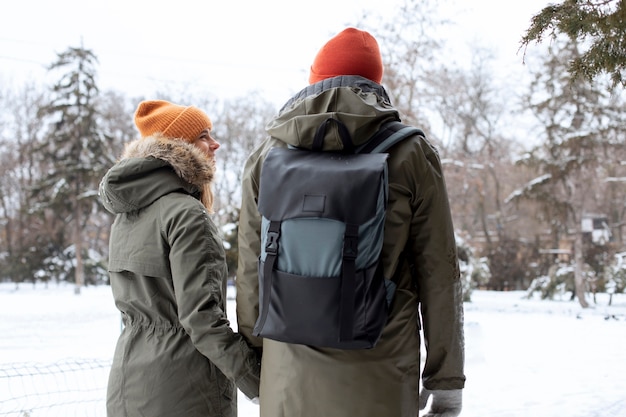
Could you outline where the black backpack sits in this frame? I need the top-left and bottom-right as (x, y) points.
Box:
(253, 118), (423, 349)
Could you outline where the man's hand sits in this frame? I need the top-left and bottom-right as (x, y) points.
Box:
(419, 388), (462, 417)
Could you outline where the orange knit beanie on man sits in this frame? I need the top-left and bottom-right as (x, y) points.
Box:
(308, 27), (383, 85)
(134, 100), (212, 142)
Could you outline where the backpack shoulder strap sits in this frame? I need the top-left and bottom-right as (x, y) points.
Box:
(357, 121), (425, 154)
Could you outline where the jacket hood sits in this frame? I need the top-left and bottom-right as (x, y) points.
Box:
(266, 75), (400, 151)
(99, 134), (214, 214)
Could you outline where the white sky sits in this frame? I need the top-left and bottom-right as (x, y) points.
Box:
(1, 0), (551, 106)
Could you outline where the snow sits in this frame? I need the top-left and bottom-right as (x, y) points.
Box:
(1, 282), (625, 417)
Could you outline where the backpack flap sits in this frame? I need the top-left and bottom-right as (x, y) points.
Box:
(258, 147), (388, 276)
(258, 148), (387, 224)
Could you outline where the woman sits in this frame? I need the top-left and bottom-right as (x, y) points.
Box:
(100, 100), (260, 417)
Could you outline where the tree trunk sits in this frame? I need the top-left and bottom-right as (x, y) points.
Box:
(573, 231), (589, 308)
(74, 200), (84, 295)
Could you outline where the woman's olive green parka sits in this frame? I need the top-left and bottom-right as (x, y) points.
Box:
(100, 134), (260, 417)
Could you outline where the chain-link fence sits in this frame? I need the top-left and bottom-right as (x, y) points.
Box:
(0, 359), (111, 417)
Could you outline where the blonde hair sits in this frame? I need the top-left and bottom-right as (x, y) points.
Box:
(201, 183), (214, 214)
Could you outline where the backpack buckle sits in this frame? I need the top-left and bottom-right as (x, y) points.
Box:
(265, 230), (280, 255)
(342, 235), (358, 260)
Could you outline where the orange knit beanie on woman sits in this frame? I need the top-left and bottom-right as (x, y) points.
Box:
(134, 100), (212, 142)
(308, 27), (383, 85)
(132, 99), (215, 212)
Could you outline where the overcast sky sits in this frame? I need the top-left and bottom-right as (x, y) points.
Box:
(1, 0), (551, 106)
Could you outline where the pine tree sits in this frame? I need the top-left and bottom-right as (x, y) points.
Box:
(521, 0), (626, 88)
(510, 38), (624, 307)
(32, 45), (112, 294)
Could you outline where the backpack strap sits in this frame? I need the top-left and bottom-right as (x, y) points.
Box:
(255, 220), (281, 334)
(357, 121), (425, 154)
(339, 223), (359, 342)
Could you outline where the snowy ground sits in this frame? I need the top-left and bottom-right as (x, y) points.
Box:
(0, 282), (625, 417)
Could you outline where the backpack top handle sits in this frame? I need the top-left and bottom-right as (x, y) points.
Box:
(312, 117), (355, 153)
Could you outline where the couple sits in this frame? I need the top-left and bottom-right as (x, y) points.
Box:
(99, 28), (465, 417)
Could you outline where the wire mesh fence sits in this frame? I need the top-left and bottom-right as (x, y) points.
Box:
(0, 358), (111, 417)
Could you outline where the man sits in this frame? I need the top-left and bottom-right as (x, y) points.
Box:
(237, 27), (465, 417)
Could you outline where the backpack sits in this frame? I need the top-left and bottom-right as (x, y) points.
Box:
(252, 118), (424, 349)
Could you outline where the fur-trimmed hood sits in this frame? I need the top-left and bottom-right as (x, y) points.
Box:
(99, 134), (214, 214)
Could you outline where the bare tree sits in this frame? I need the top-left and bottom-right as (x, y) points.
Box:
(358, 0), (449, 131)
(427, 49), (537, 289)
(211, 94), (276, 275)
(211, 94), (277, 219)
(0, 82), (52, 284)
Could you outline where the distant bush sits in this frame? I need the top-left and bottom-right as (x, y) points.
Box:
(33, 245), (108, 286)
(526, 262), (595, 301)
(457, 234), (491, 302)
(602, 252), (626, 305)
